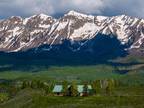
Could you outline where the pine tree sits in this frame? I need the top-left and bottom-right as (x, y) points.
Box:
(43, 84), (50, 95)
(31, 80), (37, 89)
(92, 80), (101, 95)
(62, 80), (68, 96)
(106, 79), (115, 95)
(69, 82), (78, 97)
(36, 80), (41, 88)
(21, 81), (27, 89)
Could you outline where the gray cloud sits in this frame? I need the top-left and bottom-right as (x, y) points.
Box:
(0, 0), (143, 19)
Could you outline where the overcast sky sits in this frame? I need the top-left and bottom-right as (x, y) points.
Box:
(0, 0), (144, 19)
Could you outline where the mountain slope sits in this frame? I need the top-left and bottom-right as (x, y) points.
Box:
(0, 11), (143, 55)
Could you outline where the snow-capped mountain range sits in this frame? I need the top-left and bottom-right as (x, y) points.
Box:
(0, 10), (144, 55)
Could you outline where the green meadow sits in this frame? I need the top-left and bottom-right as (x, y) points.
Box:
(0, 65), (118, 81)
(0, 56), (144, 108)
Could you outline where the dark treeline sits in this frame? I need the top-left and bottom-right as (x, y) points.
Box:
(0, 34), (129, 72)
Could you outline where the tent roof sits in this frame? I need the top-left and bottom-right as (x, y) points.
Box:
(52, 85), (92, 93)
(53, 85), (63, 93)
(77, 85), (92, 93)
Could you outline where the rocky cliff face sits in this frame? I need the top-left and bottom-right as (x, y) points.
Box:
(0, 11), (143, 55)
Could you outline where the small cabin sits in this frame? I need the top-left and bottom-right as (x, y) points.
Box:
(52, 85), (63, 96)
(77, 85), (92, 96)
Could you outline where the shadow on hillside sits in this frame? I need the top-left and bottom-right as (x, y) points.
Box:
(0, 34), (129, 72)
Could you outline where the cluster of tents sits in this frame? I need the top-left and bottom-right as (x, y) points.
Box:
(53, 85), (92, 96)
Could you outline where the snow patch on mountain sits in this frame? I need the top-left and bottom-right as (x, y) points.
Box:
(96, 16), (108, 22)
(12, 27), (21, 36)
(57, 21), (68, 31)
(39, 24), (50, 29)
(130, 32), (144, 49)
(39, 13), (50, 20)
(23, 15), (36, 25)
(70, 22), (98, 40)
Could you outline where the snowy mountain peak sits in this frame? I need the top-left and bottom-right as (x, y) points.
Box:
(23, 15), (37, 25)
(10, 16), (23, 20)
(38, 13), (52, 20)
(66, 10), (80, 15)
(117, 14), (127, 18)
(66, 10), (94, 19)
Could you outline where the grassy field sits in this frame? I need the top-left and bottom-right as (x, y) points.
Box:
(1, 88), (144, 108)
(0, 64), (144, 86)
(0, 64), (144, 85)
(0, 55), (144, 81)
(0, 65), (118, 81)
